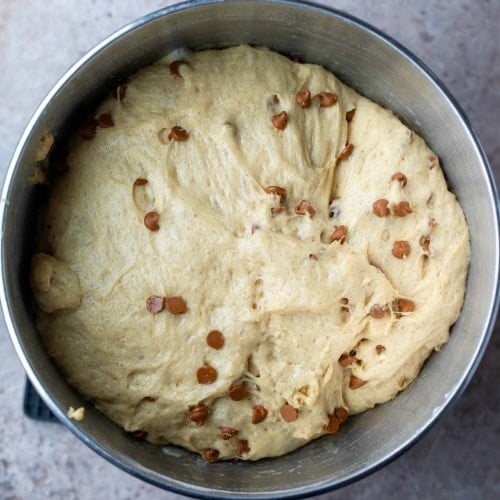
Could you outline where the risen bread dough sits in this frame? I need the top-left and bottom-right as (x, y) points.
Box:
(31, 45), (469, 461)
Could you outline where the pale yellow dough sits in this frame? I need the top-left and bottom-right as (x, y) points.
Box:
(31, 45), (469, 461)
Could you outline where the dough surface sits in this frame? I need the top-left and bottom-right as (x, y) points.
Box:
(32, 45), (469, 461)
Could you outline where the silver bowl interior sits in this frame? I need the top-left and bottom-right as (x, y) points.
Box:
(1, 0), (499, 498)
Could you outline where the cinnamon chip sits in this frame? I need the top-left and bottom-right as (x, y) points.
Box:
(370, 304), (388, 319)
(202, 449), (219, 463)
(295, 200), (316, 216)
(375, 344), (386, 355)
(144, 211), (160, 231)
(420, 235), (431, 253)
(372, 199), (390, 217)
(338, 353), (356, 367)
(236, 440), (251, 457)
(266, 185), (286, 217)
(392, 240), (411, 259)
(228, 385), (247, 401)
(97, 113), (114, 128)
(324, 414), (340, 434)
(325, 407), (349, 433)
(391, 172), (407, 187)
(391, 201), (412, 217)
(295, 89), (311, 108)
(165, 296), (187, 314)
(134, 178), (148, 186)
(280, 404), (298, 422)
(349, 375), (366, 390)
(264, 186), (287, 198)
(251, 405), (268, 424)
(168, 126), (189, 141)
(317, 92), (338, 107)
(206, 330), (224, 349)
(188, 404), (208, 426)
(397, 298), (415, 314)
(271, 111), (288, 130)
(330, 225), (348, 244)
(197, 364), (217, 384)
(146, 295), (165, 314)
(334, 407), (349, 424)
(346, 109), (356, 122)
(338, 143), (354, 160)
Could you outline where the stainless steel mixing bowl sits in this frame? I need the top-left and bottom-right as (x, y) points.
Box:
(1, 0), (499, 497)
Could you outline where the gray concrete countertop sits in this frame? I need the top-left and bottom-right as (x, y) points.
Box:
(0, 1), (498, 499)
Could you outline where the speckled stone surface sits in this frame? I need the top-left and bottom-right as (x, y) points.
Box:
(0, 1), (498, 499)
